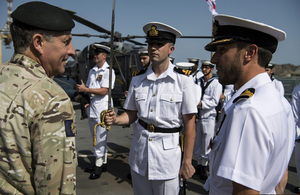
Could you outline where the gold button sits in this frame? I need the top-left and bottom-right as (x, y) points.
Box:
(153, 93), (156, 96)
(170, 98), (173, 101)
(149, 138), (152, 141)
(136, 96), (138, 99)
(150, 108), (153, 112)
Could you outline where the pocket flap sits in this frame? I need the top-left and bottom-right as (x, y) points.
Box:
(163, 135), (178, 150)
(135, 93), (147, 101)
(160, 94), (182, 103)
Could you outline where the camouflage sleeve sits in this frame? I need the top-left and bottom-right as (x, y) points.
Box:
(28, 81), (77, 195)
(0, 59), (77, 195)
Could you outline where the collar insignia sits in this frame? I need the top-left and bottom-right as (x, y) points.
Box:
(149, 25), (159, 37)
(233, 88), (255, 103)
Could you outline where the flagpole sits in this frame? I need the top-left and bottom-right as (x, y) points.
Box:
(211, 17), (214, 59)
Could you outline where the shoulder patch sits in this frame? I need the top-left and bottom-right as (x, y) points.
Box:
(233, 88), (255, 103)
(174, 67), (192, 76)
(65, 120), (76, 137)
(132, 68), (147, 76)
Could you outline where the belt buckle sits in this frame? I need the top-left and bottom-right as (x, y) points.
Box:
(147, 124), (155, 132)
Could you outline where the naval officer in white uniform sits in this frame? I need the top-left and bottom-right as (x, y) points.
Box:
(265, 62), (285, 96)
(203, 15), (295, 194)
(76, 44), (116, 179)
(176, 62), (202, 104)
(193, 60), (222, 180)
(105, 22), (197, 195)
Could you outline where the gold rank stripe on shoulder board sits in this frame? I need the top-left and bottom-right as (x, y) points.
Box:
(174, 67), (192, 76)
(132, 68), (147, 76)
(233, 88), (255, 103)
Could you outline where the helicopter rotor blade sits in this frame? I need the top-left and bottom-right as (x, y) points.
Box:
(180, 36), (213, 39)
(124, 39), (147, 46)
(62, 8), (111, 35)
(71, 33), (110, 39)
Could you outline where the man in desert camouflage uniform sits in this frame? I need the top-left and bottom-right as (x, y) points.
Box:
(0, 1), (77, 194)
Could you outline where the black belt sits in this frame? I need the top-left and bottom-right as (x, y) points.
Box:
(138, 119), (182, 133)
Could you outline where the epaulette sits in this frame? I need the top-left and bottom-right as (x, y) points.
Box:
(174, 67), (192, 76)
(132, 68), (147, 76)
(233, 88), (255, 103)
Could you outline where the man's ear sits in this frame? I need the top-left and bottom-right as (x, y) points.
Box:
(32, 34), (44, 55)
(168, 45), (175, 55)
(244, 44), (258, 62)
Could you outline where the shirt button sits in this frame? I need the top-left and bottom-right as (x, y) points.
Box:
(150, 108), (154, 112)
(149, 138), (152, 141)
(153, 93), (156, 96)
(170, 98), (173, 101)
(136, 96), (139, 99)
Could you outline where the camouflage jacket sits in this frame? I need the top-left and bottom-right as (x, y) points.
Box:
(0, 54), (77, 195)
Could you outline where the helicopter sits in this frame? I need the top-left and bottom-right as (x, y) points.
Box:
(54, 6), (212, 119)
(52, 7), (150, 119)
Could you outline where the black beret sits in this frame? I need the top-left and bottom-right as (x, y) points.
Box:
(11, 1), (75, 31)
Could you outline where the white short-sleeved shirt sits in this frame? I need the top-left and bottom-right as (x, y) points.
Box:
(291, 83), (300, 139)
(86, 62), (115, 118)
(124, 63), (197, 180)
(272, 78), (285, 96)
(223, 84), (235, 98)
(204, 72), (295, 194)
(196, 77), (222, 118)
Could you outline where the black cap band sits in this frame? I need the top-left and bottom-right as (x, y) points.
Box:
(94, 48), (109, 54)
(146, 30), (176, 44)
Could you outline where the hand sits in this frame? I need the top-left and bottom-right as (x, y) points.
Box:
(179, 161), (195, 180)
(76, 79), (87, 93)
(105, 111), (116, 126)
(220, 93), (225, 101)
(198, 101), (202, 107)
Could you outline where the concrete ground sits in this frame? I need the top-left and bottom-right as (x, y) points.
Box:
(74, 102), (299, 195)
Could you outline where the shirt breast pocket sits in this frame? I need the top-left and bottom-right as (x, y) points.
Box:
(134, 93), (147, 115)
(160, 94), (182, 119)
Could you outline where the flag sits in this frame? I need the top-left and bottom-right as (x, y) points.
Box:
(206, 0), (218, 17)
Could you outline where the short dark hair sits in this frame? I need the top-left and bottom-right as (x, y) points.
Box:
(10, 21), (55, 53)
(236, 41), (272, 68)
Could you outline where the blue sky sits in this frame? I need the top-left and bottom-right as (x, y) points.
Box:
(1, 0), (299, 65)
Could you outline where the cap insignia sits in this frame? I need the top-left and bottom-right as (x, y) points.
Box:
(213, 21), (219, 36)
(149, 25), (159, 37)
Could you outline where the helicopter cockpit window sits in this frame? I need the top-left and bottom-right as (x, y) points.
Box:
(129, 54), (137, 72)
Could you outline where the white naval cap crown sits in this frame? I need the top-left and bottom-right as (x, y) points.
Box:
(175, 62), (195, 69)
(143, 22), (182, 44)
(201, 60), (214, 67)
(92, 43), (110, 53)
(205, 14), (286, 54)
(188, 58), (200, 63)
